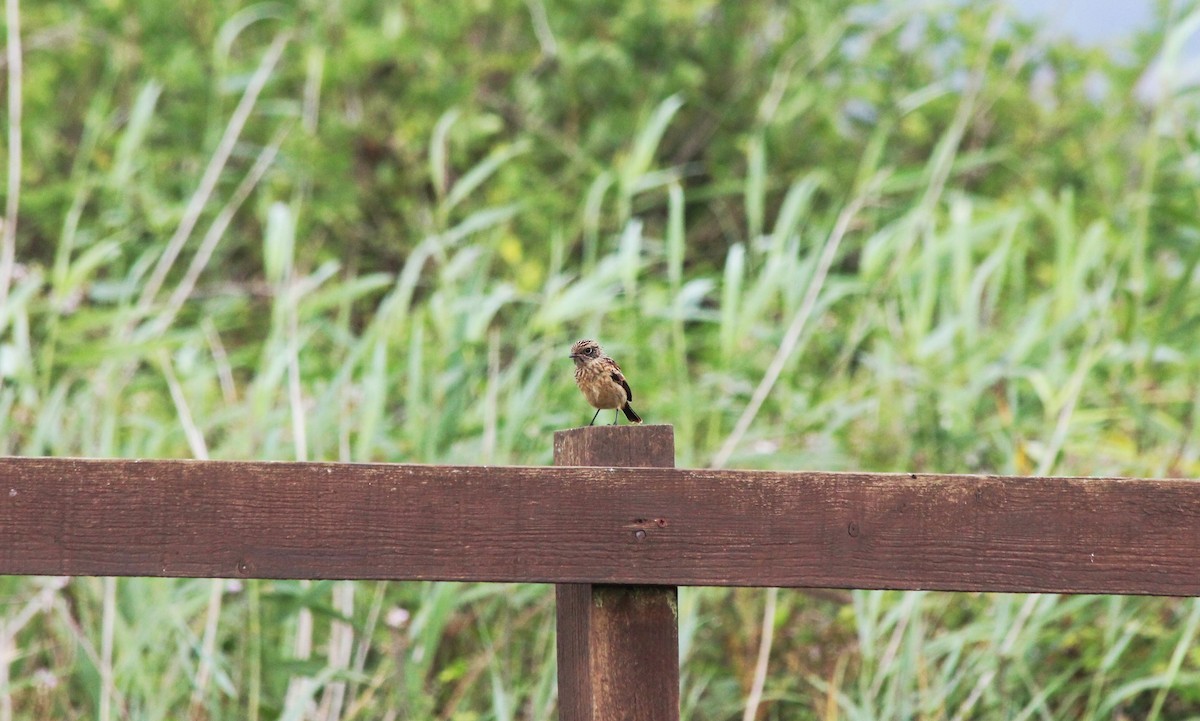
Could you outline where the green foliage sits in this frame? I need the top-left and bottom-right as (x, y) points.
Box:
(4, 0), (1200, 718)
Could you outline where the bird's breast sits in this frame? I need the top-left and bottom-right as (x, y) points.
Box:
(574, 363), (627, 409)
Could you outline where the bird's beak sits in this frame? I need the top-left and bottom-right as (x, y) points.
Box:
(568, 353), (580, 360)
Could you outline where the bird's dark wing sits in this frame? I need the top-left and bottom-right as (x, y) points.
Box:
(611, 370), (633, 402)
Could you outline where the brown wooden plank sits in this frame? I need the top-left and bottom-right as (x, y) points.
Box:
(3, 448), (1200, 595)
(556, 584), (679, 721)
(554, 425), (678, 721)
(553, 425), (675, 468)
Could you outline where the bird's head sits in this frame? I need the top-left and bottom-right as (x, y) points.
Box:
(569, 339), (602, 366)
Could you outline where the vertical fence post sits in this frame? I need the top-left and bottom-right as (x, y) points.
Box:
(553, 424), (679, 721)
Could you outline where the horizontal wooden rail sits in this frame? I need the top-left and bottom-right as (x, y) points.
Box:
(3, 453), (1200, 595)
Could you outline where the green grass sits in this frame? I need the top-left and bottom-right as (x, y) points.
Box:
(4, 0), (1200, 718)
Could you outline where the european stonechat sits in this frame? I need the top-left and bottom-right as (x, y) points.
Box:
(569, 339), (643, 426)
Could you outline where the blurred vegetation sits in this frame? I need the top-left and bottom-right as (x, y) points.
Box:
(4, 0), (1200, 718)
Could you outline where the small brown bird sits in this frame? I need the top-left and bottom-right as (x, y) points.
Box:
(569, 339), (643, 426)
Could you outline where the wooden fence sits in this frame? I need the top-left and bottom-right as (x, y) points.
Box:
(3, 424), (1200, 719)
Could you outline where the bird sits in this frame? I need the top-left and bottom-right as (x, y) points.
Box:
(569, 339), (643, 426)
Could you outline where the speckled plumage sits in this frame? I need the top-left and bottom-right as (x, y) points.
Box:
(569, 339), (642, 425)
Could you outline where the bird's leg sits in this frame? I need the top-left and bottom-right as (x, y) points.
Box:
(612, 409), (619, 425)
(589, 408), (601, 426)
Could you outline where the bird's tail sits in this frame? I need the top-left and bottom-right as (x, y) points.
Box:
(622, 403), (642, 424)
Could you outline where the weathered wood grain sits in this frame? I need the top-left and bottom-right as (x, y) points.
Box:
(553, 425), (675, 468)
(554, 425), (678, 721)
(3, 445), (1200, 595)
(557, 584), (679, 721)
